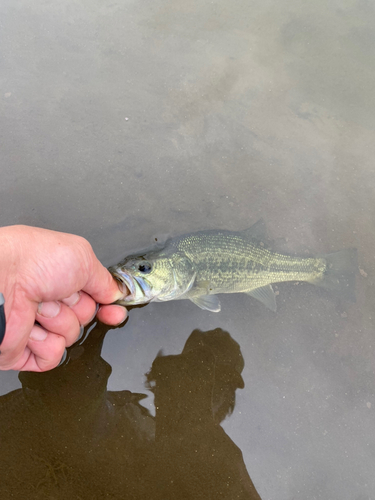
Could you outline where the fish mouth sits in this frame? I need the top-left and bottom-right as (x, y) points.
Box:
(110, 268), (152, 305)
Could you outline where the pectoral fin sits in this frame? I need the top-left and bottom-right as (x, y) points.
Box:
(189, 295), (221, 312)
(246, 285), (277, 312)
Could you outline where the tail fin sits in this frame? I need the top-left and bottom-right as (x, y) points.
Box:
(310, 248), (358, 301)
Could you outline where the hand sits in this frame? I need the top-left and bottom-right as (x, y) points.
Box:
(0, 225), (128, 372)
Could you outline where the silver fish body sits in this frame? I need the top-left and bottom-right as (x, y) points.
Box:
(109, 221), (357, 312)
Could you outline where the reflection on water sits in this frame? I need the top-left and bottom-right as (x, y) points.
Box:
(0, 323), (261, 499)
(0, 323), (154, 499)
(146, 328), (261, 499)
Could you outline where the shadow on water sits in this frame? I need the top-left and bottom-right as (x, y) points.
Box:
(0, 324), (261, 499)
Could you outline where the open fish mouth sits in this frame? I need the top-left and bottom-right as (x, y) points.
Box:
(110, 268), (152, 305)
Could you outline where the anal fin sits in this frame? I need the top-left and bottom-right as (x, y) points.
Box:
(246, 285), (277, 312)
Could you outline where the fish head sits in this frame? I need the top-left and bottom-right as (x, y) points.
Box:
(109, 251), (194, 306)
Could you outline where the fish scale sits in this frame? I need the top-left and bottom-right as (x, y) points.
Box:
(170, 231), (326, 294)
(110, 221), (357, 313)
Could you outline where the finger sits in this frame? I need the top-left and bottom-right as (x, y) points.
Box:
(82, 257), (128, 304)
(36, 301), (81, 347)
(24, 325), (66, 371)
(3, 345), (34, 371)
(97, 304), (127, 326)
(61, 291), (97, 326)
(7, 325), (66, 372)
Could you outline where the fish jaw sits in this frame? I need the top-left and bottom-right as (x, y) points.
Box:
(110, 268), (153, 305)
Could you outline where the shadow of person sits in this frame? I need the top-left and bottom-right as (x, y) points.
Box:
(0, 324), (262, 500)
(145, 328), (262, 500)
(0, 321), (155, 499)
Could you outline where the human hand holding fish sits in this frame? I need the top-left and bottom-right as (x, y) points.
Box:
(0, 225), (128, 372)
(0, 221), (357, 373)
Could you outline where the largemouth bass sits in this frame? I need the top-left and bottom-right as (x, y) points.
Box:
(109, 221), (357, 312)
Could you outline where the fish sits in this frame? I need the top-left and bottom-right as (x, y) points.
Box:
(109, 220), (357, 313)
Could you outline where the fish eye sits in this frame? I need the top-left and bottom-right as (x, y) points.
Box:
(138, 262), (152, 274)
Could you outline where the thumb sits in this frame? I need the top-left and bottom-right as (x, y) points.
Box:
(82, 255), (128, 304)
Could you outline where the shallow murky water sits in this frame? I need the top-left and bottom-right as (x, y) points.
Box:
(1, 1), (374, 498)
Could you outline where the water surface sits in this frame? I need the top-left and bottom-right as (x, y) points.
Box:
(1, 1), (374, 498)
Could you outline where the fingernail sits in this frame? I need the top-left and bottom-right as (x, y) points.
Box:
(112, 308), (128, 326)
(29, 327), (48, 341)
(37, 301), (61, 318)
(62, 291), (81, 307)
(98, 305), (127, 326)
(113, 281), (129, 301)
